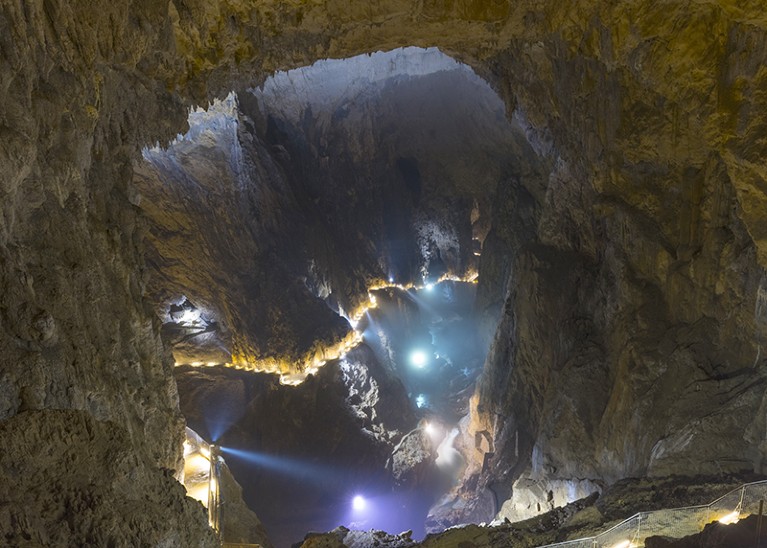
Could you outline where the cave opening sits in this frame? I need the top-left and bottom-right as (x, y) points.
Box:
(136, 46), (542, 547)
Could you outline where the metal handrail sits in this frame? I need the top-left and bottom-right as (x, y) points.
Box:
(537, 479), (767, 547)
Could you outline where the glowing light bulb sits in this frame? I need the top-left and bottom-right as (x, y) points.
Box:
(719, 510), (740, 525)
(352, 495), (366, 511)
(425, 283), (434, 291)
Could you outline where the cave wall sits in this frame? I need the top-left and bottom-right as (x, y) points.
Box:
(467, 2), (767, 522)
(3, 0), (767, 542)
(136, 93), (352, 371)
(0, 2), (216, 544)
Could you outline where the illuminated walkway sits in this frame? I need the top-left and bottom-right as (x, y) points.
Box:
(174, 273), (477, 386)
(181, 427), (222, 533)
(181, 427), (267, 547)
(539, 479), (767, 548)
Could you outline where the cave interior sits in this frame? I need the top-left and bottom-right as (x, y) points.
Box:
(3, 2), (767, 548)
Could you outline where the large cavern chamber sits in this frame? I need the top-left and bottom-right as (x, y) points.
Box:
(136, 47), (535, 546)
(6, 2), (767, 547)
(135, 43), (767, 546)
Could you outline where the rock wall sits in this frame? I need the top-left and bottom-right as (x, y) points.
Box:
(0, 2), (212, 544)
(4, 0), (767, 543)
(465, 2), (767, 522)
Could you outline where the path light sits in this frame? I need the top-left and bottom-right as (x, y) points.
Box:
(718, 510), (740, 524)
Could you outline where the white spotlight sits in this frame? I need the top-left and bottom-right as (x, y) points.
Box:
(424, 421), (442, 442)
(410, 350), (428, 368)
(352, 495), (366, 511)
(425, 283), (434, 291)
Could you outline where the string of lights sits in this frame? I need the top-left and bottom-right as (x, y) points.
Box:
(174, 271), (478, 386)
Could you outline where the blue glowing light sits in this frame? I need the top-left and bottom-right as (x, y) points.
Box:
(220, 447), (339, 484)
(425, 283), (434, 292)
(415, 394), (427, 408)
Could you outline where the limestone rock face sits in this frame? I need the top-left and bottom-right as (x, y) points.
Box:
(340, 345), (414, 444)
(136, 93), (351, 371)
(462, 3), (767, 522)
(389, 429), (438, 490)
(0, 1), (204, 542)
(0, 409), (217, 547)
(218, 463), (273, 547)
(300, 526), (416, 548)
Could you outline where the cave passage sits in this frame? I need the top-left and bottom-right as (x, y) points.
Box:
(142, 47), (532, 547)
(181, 280), (487, 546)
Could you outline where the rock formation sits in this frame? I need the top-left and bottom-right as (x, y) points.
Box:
(4, 0), (767, 545)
